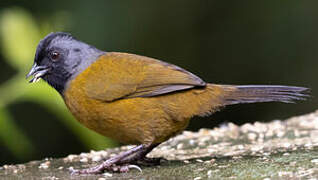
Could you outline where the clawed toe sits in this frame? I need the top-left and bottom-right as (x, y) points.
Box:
(111, 164), (142, 173)
(69, 163), (142, 175)
(127, 165), (142, 172)
(69, 164), (106, 175)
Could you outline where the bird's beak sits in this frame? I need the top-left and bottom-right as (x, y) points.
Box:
(26, 63), (50, 83)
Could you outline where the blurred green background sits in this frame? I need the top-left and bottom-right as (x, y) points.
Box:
(0, 0), (317, 165)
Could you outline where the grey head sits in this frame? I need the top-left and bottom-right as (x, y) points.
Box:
(26, 32), (105, 94)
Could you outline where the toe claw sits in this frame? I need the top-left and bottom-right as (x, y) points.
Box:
(128, 165), (142, 173)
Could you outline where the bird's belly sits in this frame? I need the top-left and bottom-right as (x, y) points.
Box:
(63, 92), (189, 145)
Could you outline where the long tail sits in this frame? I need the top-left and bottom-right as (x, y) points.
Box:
(217, 84), (310, 105)
(166, 84), (310, 118)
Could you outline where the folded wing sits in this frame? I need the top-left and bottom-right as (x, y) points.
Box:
(84, 52), (206, 102)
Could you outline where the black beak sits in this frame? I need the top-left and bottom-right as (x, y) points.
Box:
(26, 63), (50, 83)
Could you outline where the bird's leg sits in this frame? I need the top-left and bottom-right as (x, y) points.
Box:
(119, 143), (162, 166)
(70, 144), (160, 175)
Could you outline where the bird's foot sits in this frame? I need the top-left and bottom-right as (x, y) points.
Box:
(69, 144), (160, 175)
(70, 162), (142, 175)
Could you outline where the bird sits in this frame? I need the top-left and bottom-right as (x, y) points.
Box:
(26, 32), (309, 174)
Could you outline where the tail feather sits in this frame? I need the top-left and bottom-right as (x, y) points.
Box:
(220, 85), (310, 105)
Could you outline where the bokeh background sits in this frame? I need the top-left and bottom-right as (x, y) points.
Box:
(0, 0), (317, 165)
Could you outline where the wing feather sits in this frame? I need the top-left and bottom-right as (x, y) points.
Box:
(84, 52), (206, 102)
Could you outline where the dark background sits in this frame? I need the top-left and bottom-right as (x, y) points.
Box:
(0, 0), (317, 165)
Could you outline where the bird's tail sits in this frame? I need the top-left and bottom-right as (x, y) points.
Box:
(163, 83), (310, 118)
(214, 84), (310, 106)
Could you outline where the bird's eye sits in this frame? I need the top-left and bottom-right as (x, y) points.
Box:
(51, 51), (60, 61)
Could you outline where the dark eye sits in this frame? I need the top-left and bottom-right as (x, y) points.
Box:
(51, 51), (60, 61)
